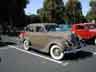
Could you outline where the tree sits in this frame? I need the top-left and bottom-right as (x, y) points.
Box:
(65, 0), (84, 24)
(8, 0), (29, 27)
(37, 0), (65, 24)
(86, 0), (96, 22)
(0, 0), (28, 27)
(25, 14), (41, 24)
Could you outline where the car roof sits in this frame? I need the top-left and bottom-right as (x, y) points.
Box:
(74, 23), (96, 25)
(27, 23), (57, 27)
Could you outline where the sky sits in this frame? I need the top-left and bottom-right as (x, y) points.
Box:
(24, 0), (90, 16)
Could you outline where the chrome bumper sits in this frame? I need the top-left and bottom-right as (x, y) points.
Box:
(64, 48), (81, 53)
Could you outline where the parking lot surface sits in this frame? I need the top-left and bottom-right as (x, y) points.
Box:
(0, 35), (96, 72)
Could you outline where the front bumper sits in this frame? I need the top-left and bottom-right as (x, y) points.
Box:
(64, 47), (81, 53)
(63, 40), (82, 53)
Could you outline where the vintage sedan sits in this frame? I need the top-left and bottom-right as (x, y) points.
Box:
(71, 23), (96, 44)
(21, 23), (81, 60)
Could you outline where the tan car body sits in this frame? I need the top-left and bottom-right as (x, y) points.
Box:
(24, 23), (79, 53)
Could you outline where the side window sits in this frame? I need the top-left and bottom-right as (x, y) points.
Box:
(36, 26), (45, 32)
(76, 25), (84, 29)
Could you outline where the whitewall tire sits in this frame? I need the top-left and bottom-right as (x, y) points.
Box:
(50, 45), (64, 60)
(23, 40), (30, 50)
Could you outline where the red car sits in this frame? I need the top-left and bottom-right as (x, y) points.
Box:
(71, 23), (96, 44)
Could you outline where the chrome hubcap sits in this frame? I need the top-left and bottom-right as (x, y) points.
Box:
(53, 48), (61, 57)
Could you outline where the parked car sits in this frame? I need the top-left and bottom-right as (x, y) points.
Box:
(71, 23), (96, 44)
(19, 23), (82, 60)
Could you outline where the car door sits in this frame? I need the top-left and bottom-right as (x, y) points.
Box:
(30, 25), (48, 49)
(75, 25), (91, 39)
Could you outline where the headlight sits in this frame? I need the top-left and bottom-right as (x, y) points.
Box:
(71, 31), (75, 34)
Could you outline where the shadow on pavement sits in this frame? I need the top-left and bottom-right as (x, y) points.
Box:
(63, 51), (93, 61)
(29, 48), (93, 61)
(0, 42), (16, 47)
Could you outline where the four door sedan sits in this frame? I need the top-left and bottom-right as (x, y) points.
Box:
(21, 23), (81, 60)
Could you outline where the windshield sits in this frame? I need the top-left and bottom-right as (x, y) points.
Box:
(56, 25), (72, 31)
(45, 24), (71, 32)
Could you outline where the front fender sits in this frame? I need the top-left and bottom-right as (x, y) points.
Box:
(43, 39), (68, 53)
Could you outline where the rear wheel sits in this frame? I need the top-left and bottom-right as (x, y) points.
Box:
(50, 45), (64, 60)
(23, 39), (31, 50)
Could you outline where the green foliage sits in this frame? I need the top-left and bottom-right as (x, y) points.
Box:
(65, 0), (84, 24)
(86, 0), (96, 22)
(0, 0), (28, 27)
(25, 14), (40, 24)
(37, 0), (65, 24)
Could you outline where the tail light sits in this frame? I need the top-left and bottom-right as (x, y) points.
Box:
(19, 32), (28, 38)
(19, 32), (24, 38)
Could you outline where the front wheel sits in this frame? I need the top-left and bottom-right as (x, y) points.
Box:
(50, 45), (64, 60)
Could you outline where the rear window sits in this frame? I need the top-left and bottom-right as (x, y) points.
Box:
(36, 26), (45, 32)
(24, 26), (34, 32)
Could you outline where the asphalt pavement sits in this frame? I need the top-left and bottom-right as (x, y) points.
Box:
(0, 35), (96, 72)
